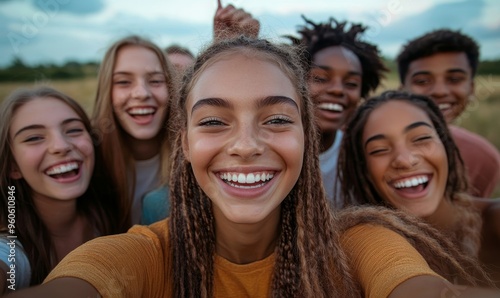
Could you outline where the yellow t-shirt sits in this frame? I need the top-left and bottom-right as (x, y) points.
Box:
(45, 220), (439, 297)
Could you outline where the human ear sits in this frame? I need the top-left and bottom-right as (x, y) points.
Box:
(10, 163), (22, 180)
(181, 129), (190, 162)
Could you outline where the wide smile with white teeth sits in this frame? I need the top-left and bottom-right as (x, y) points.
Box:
(219, 172), (275, 189)
(45, 162), (80, 176)
(392, 175), (429, 189)
(438, 103), (452, 111)
(128, 107), (156, 116)
(318, 102), (344, 112)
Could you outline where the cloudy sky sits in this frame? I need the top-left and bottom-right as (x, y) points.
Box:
(1, 0), (499, 67)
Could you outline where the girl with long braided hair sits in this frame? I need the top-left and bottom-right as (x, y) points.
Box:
(8, 37), (499, 298)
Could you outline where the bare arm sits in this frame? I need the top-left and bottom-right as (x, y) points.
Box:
(1, 260), (8, 295)
(213, 0), (260, 42)
(4, 278), (99, 298)
(389, 275), (500, 298)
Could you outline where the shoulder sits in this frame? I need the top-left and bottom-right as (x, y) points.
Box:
(341, 224), (441, 298)
(450, 126), (500, 159)
(474, 198), (500, 237)
(44, 222), (171, 297)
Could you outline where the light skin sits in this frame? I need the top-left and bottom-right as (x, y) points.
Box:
(309, 46), (362, 152)
(112, 45), (169, 160)
(362, 101), (450, 219)
(182, 53), (304, 264)
(1, 98), (95, 294)
(9, 98), (94, 204)
(166, 52), (194, 73)
(402, 52), (474, 123)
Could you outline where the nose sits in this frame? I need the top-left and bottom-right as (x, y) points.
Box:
(226, 123), (265, 159)
(429, 79), (450, 99)
(325, 78), (344, 97)
(390, 145), (419, 170)
(48, 132), (72, 155)
(131, 80), (151, 100)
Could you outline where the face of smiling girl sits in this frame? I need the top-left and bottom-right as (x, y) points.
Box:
(112, 45), (169, 142)
(9, 97), (94, 203)
(362, 100), (448, 218)
(182, 53), (304, 225)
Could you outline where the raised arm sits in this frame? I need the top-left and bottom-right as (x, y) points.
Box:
(213, 0), (260, 42)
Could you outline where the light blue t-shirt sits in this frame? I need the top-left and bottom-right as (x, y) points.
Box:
(141, 186), (170, 225)
(0, 235), (31, 290)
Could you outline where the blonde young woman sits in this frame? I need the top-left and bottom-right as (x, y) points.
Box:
(7, 37), (499, 298)
(92, 35), (176, 225)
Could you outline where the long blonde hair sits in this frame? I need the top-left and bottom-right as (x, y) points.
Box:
(92, 35), (177, 226)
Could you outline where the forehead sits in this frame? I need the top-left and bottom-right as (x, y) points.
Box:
(313, 46), (362, 72)
(407, 52), (471, 76)
(188, 53), (299, 107)
(364, 101), (432, 136)
(114, 45), (162, 70)
(10, 97), (80, 134)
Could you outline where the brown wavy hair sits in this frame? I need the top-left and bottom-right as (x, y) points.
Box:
(339, 90), (482, 256)
(0, 86), (125, 285)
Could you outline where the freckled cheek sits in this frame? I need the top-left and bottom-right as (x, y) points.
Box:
(188, 136), (221, 167)
(271, 134), (304, 170)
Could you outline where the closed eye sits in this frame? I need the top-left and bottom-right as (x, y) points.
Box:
(414, 135), (432, 142)
(368, 148), (389, 155)
(23, 135), (44, 143)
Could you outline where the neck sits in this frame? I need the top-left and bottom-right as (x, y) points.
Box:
(214, 207), (281, 264)
(425, 197), (458, 233)
(320, 130), (337, 153)
(126, 135), (160, 160)
(33, 195), (93, 262)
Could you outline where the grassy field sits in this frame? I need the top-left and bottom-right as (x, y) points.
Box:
(1, 75), (499, 196)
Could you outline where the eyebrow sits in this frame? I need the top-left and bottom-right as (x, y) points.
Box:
(411, 68), (468, 77)
(13, 118), (84, 138)
(364, 121), (433, 148)
(312, 65), (362, 76)
(113, 71), (164, 76)
(191, 96), (299, 114)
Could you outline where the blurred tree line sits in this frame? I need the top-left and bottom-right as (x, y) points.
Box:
(0, 56), (499, 82)
(0, 56), (99, 82)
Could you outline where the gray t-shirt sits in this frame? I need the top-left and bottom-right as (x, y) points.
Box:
(319, 130), (343, 208)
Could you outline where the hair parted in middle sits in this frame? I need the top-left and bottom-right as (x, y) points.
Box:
(338, 90), (483, 256)
(91, 35), (177, 227)
(167, 36), (491, 297)
(286, 15), (388, 98)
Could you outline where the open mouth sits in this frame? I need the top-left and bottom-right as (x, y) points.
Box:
(45, 161), (80, 179)
(437, 103), (452, 112)
(392, 175), (430, 194)
(317, 102), (344, 113)
(127, 107), (156, 119)
(219, 171), (275, 189)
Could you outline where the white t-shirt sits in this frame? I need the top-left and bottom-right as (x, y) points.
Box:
(319, 130), (343, 208)
(0, 235), (31, 290)
(130, 155), (160, 224)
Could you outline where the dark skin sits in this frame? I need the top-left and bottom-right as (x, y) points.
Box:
(474, 198), (500, 286)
